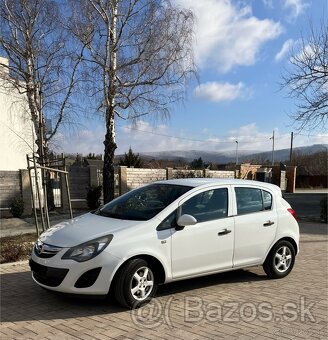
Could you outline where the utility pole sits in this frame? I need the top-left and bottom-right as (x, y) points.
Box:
(270, 130), (275, 166)
(235, 140), (239, 166)
(289, 131), (294, 164)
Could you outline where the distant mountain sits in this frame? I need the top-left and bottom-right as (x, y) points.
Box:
(139, 150), (244, 163)
(241, 144), (328, 164)
(137, 144), (327, 164)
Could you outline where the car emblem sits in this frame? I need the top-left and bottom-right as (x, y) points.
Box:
(36, 241), (43, 254)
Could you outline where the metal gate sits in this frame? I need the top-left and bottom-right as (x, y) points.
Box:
(26, 154), (73, 236)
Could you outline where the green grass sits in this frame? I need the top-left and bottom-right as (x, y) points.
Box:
(0, 233), (37, 264)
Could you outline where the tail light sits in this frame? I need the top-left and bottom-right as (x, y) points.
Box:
(288, 208), (298, 221)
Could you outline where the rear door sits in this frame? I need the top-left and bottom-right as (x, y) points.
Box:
(232, 186), (277, 267)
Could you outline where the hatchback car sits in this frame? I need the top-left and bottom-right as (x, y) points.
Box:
(30, 178), (299, 308)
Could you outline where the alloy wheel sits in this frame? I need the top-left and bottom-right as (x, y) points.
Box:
(130, 266), (154, 301)
(274, 246), (292, 273)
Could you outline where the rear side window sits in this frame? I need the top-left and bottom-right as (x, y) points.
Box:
(235, 188), (273, 215)
(263, 190), (272, 210)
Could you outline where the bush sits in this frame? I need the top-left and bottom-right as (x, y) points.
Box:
(87, 186), (102, 210)
(320, 196), (327, 223)
(174, 170), (196, 178)
(0, 234), (35, 264)
(174, 170), (207, 178)
(10, 197), (24, 218)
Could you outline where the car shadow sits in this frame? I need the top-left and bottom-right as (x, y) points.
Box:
(1, 268), (267, 323)
(157, 268), (267, 297)
(1, 270), (124, 323)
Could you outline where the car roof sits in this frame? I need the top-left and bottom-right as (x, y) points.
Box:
(155, 178), (281, 193)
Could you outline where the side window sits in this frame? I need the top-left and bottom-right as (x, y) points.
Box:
(180, 188), (228, 223)
(157, 210), (177, 231)
(235, 188), (263, 215)
(263, 190), (272, 210)
(235, 188), (273, 215)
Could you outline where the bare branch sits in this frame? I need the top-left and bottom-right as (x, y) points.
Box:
(68, 0), (196, 201)
(282, 21), (328, 131)
(0, 0), (83, 159)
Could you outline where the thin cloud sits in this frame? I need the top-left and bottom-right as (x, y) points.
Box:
(55, 121), (327, 155)
(194, 81), (249, 102)
(262, 0), (274, 8)
(293, 43), (316, 62)
(282, 0), (308, 22)
(275, 39), (294, 61)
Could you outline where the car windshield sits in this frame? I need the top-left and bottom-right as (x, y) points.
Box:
(94, 184), (192, 221)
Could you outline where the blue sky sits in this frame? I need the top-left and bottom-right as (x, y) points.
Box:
(58, 0), (328, 156)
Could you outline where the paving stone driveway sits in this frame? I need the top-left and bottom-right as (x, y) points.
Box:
(1, 222), (327, 340)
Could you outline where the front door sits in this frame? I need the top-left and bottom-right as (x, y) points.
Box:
(171, 187), (234, 279)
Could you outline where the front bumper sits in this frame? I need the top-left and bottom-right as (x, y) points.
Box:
(30, 247), (122, 295)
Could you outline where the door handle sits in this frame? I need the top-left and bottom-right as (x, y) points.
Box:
(263, 220), (275, 227)
(218, 228), (231, 236)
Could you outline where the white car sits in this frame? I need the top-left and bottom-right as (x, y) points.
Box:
(30, 178), (299, 308)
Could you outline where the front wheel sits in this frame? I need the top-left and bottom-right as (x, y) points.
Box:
(263, 240), (296, 279)
(113, 258), (157, 308)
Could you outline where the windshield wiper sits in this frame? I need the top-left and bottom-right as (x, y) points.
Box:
(94, 210), (127, 219)
(94, 209), (148, 221)
(93, 209), (112, 217)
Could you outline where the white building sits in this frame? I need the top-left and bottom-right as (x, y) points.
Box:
(0, 57), (36, 170)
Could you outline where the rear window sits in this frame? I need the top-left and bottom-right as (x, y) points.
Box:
(235, 187), (272, 215)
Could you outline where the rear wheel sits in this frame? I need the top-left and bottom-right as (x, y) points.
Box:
(263, 240), (295, 279)
(113, 258), (157, 308)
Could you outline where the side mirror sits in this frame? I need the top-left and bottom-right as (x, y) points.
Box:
(177, 214), (197, 227)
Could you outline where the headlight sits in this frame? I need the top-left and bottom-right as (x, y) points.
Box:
(62, 235), (113, 262)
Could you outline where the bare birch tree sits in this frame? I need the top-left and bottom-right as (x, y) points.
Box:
(0, 0), (83, 162)
(69, 0), (195, 202)
(282, 22), (328, 130)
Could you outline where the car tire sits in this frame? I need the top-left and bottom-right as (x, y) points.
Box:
(263, 240), (296, 279)
(113, 258), (157, 308)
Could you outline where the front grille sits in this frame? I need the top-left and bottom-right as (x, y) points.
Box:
(34, 241), (62, 258)
(29, 259), (69, 287)
(74, 268), (102, 288)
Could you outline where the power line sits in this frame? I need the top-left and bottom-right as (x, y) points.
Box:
(294, 132), (328, 138)
(116, 124), (327, 149)
(118, 124), (233, 143)
(117, 124), (273, 144)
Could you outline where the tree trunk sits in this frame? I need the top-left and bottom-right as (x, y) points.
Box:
(103, 111), (117, 203)
(103, 0), (118, 204)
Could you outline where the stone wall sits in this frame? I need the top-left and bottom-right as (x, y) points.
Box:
(120, 167), (167, 194)
(209, 170), (235, 179)
(0, 164), (297, 217)
(171, 169), (204, 178)
(171, 169), (235, 179)
(0, 171), (21, 213)
(119, 167), (235, 194)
